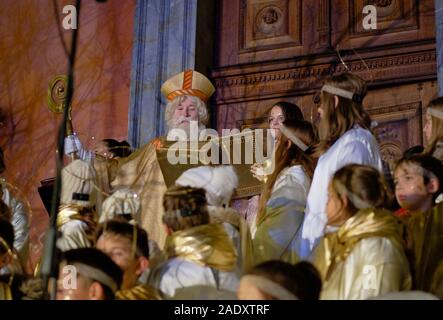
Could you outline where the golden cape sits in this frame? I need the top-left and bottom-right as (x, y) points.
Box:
(110, 139), (168, 248)
(0, 282), (12, 300)
(314, 208), (405, 281)
(406, 202), (443, 292)
(116, 284), (163, 300)
(207, 206), (253, 273)
(56, 204), (96, 229)
(165, 223), (237, 272)
(313, 208), (411, 300)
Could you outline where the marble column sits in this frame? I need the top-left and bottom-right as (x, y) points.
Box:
(436, 0), (443, 96)
(128, 0), (199, 148)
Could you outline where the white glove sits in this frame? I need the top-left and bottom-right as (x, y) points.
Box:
(64, 134), (83, 156)
(64, 134), (94, 161)
(250, 160), (274, 183)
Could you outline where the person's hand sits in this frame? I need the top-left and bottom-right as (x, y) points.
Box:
(64, 134), (83, 156)
(250, 163), (268, 182)
(151, 138), (164, 150)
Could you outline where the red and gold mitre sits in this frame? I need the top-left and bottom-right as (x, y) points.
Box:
(161, 69), (215, 103)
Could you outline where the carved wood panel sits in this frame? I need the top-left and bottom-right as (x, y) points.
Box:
(333, 0), (435, 48)
(350, 0), (418, 36)
(212, 0), (438, 164)
(369, 101), (423, 172)
(218, 0), (321, 65)
(240, 0), (302, 52)
(212, 48), (436, 104)
(317, 0), (331, 49)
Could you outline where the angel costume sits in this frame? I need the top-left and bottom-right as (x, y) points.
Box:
(312, 208), (411, 300)
(148, 223), (240, 298)
(253, 165), (311, 265)
(301, 126), (383, 257)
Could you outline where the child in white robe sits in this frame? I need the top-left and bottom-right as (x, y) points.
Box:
(301, 73), (383, 258)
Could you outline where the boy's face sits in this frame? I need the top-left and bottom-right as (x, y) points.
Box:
(96, 233), (144, 289)
(394, 163), (433, 213)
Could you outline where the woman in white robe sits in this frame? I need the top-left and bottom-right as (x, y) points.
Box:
(253, 120), (316, 265)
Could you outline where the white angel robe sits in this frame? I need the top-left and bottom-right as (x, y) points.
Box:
(253, 165), (311, 264)
(300, 126), (382, 258)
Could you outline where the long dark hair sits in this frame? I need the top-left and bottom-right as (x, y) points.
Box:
(102, 139), (132, 158)
(256, 120), (316, 223)
(269, 101), (304, 123)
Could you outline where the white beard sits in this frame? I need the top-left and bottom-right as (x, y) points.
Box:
(167, 120), (205, 141)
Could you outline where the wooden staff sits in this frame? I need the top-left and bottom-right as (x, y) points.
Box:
(47, 75), (77, 161)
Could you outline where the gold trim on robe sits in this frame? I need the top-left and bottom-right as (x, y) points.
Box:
(165, 223), (237, 272)
(115, 284), (163, 300)
(207, 206), (253, 273)
(111, 140), (168, 248)
(56, 204), (97, 251)
(56, 204), (95, 228)
(0, 282), (12, 300)
(406, 202), (443, 292)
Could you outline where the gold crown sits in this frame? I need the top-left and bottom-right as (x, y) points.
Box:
(161, 69), (215, 103)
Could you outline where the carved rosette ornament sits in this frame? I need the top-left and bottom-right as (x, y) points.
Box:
(255, 5), (284, 36)
(370, 0), (396, 18)
(380, 142), (403, 173)
(371, 0), (392, 7)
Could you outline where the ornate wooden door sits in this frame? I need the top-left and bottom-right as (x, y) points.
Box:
(211, 0), (438, 172)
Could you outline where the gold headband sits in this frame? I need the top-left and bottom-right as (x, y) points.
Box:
(73, 263), (118, 293)
(321, 84), (363, 103)
(428, 107), (443, 120)
(334, 180), (373, 210)
(0, 236), (15, 287)
(0, 235), (12, 256)
(280, 125), (309, 152)
(241, 275), (298, 300)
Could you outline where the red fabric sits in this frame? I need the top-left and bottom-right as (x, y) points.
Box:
(394, 207), (411, 218)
